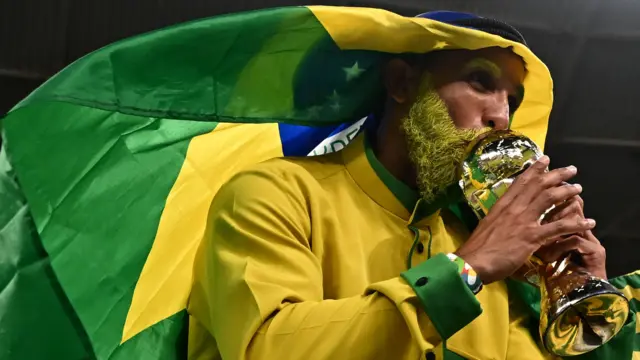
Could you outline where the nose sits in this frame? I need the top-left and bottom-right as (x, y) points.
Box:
(481, 91), (511, 130)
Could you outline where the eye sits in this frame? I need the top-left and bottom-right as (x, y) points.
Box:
(467, 70), (496, 92)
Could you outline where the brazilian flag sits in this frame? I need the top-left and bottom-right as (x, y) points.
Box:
(0, 5), (637, 360)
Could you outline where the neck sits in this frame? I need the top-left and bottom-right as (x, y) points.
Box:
(373, 116), (418, 190)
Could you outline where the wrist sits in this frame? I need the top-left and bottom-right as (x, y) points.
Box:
(454, 250), (491, 283)
(447, 253), (484, 294)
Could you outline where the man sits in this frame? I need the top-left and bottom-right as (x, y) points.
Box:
(189, 10), (636, 360)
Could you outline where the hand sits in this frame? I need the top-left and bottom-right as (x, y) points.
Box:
(536, 231), (607, 279)
(541, 188), (585, 236)
(537, 194), (607, 279)
(455, 156), (596, 284)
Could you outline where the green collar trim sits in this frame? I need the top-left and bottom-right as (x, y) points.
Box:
(363, 133), (419, 213)
(362, 131), (478, 228)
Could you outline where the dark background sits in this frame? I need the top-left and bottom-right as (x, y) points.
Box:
(1, 0), (638, 277)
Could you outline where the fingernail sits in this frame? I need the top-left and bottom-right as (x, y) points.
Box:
(539, 155), (550, 165)
(567, 165), (577, 173)
(573, 183), (582, 191)
(584, 219), (596, 227)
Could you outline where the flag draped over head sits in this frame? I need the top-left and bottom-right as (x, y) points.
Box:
(2, 5), (633, 360)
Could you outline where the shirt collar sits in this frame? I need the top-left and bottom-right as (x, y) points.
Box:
(363, 133), (419, 213)
(343, 123), (478, 228)
(343, 133), (411, 220)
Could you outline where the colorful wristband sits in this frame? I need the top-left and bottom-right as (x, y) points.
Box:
(446, 253), (483, 295)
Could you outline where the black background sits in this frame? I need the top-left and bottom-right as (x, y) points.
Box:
(1, 0), (638, 277)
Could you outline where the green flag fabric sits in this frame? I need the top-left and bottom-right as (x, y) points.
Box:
(3, 5), (633, 360)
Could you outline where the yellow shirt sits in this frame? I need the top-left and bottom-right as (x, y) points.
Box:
(188, 132), (558, 360)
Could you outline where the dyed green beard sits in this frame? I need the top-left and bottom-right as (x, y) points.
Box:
(402, 76), (485, 204)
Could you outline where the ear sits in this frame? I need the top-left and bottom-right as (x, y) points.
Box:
(383, 58), (419, 104)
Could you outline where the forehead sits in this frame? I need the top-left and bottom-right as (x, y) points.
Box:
(427, 47), (526, 85)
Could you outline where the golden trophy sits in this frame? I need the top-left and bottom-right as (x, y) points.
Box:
(457, 130), (630, 356)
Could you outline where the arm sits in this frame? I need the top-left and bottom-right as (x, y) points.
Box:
(190, 163), (482, 360)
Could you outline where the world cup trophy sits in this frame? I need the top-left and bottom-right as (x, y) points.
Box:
(458, 130), (630, 356)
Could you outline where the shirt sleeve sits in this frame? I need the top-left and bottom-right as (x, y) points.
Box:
(190, 162), (482, 360)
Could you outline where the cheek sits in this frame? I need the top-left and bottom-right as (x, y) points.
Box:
(437, 83), (485, 129)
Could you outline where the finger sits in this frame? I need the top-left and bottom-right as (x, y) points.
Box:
(517, 166), (579, 207)
(568, 236), (605, 268)
(574, 237), (603, 256)
(529, 184), (583, 220)
(536, 235), (583, 262)
(574, 193), (584, 210)
(537, 235), (604, 266)
(542, 195), (584, 224)
(509, 164), (578, 211)
(494, 156), (550, 208)
(575, 238), (607, 268)
(538, 166), (579, 189)
(583, 230), (601, 245)
(538, 216), (596, 243)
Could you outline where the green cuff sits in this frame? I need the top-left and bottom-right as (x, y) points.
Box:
(401, 253), (483, 339)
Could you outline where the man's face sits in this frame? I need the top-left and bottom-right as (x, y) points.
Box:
(397, 48), (526, 203)
(425, 48), (526, 131)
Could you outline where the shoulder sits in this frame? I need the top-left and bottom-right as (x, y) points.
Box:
(222, 152), (345, 195)
(213, 152), (345, 211)
(260, 151), (345, 182)
(208, 153), (346, 241)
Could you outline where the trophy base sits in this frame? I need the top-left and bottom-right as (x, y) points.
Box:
(541, 277), (630, 356)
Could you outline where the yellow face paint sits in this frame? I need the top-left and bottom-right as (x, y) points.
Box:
(462, 58), (502, 78)
(403, 74), (485, 203)
(461, 57), (525, 126)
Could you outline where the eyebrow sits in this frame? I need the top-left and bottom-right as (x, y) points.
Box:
(462, 58), (502, 78)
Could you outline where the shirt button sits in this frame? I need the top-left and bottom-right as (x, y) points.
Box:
(415, 277), (428, 287)
(416, 242), (425, 254)
(425, 351), (436, 360)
